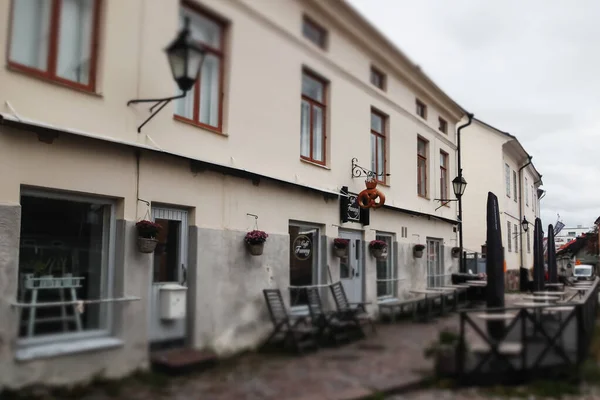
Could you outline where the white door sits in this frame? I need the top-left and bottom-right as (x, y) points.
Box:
(427, 238), (444, 287)
(339, 230), (363, 303)
(148, 207), (188, 346)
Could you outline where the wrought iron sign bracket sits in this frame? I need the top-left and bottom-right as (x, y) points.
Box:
(351, 158), (390, 180)
(434, 198), (458, 211)
(127, 92), (186, 133)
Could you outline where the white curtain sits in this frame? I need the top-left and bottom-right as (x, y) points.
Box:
(199, 54), (220, 127)
(57, 0), (94, 84)
(9, 0), (51, 70)
(300, 100), (310, 158)
(312, 105), (323, 161)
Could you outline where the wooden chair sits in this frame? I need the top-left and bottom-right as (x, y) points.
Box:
(329, 282), (376, 334)
(306, 287), (354, 345)
(262, 289), (318, 353)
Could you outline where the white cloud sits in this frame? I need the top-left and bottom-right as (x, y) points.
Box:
(348, 0), (600, 226)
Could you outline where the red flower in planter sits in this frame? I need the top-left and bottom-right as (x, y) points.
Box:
(333, 238), (350, 249)
(136, 220), (161, 239)
(245, 230), (268, 245)
(369, 240), (388, 250)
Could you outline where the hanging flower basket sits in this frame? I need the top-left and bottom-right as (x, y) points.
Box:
(413, 244), (425, 259)
(245, 230), (268, 256)
(451, 247), (461, 258)
(333, 238), (350, 258)
(136, 220), (161, 253)
(369, 240), (388, 261)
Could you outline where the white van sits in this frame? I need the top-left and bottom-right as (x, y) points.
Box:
(573, 264), (595, 281)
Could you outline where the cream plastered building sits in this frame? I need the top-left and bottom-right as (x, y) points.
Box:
(0, 0), (466, 389)
(461, 119), (543, 289)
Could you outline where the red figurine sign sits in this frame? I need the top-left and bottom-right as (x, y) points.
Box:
(357, 179), (385, 209)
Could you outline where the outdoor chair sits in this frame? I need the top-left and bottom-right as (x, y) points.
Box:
(306, 287), (354, 345)
(329, 282), (376, 334)
(262, 289), (319, 354)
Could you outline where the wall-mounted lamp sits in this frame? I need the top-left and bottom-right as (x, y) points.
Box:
(434, 175), (467, 211)
(127, 17), (205, 133)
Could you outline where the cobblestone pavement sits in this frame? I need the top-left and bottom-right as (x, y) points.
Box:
(388, 386), (600, 400)
(75, 316), (460, 400)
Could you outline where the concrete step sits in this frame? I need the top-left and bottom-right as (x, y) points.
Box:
(150, 347), (217, 376)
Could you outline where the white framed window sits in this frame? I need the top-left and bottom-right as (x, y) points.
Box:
(527, 230), (531, 253)
(514, 222), (518, 253)
(376, 233), (395, 299)
(16, 189), (116, 351)
(506, 221), (512, 252)
(532, 186), (535, 212)
(505, 163), (511, 197)
(426, 238), (444, 287)
(289, 223), (321, 311)
(513, 171), (517, 202)
(525, 177), (529, 206)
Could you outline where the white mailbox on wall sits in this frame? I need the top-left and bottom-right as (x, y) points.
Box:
(159, 283), (187, 320)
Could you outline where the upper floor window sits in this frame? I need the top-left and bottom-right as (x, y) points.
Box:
(438, 117), (448, 134)
(527, 230), (531, 253)
(8, 0), (101, 91)
(416, 99), (427, 119)
(505, 164), (511, 197)
(370, 66), (386, 90)
(525, 177), (529, 205)
(301, 70), (327, 164)
(513, 170), (517, 202)
(506, 221), (512, 252)
(532, 187), (536, 212)
(514, 222), (518, 252)
(175, 6), (225, 131)
(370, 109), (387, 182)
(417, 137), (428, 198)
(440, 151), (448, 202)
(302, 16), (327, 49)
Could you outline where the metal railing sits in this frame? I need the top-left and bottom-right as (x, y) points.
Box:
(455, 278), (599, 385)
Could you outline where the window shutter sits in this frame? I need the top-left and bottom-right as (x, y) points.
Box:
(360, 206), (370, 226)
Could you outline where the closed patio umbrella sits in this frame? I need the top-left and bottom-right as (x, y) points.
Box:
(547, 224), (558, 283)
(533, 218), (545, 292)
(485, 192), (505, 340)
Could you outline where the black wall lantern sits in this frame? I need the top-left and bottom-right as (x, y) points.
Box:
(127, 17), (205, 133)
(452, 175), (467, 198)
(521, 216), (530, 232)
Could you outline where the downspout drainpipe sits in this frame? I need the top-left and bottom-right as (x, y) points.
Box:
(457, 113), (474, 273)
(518, 156), (533, 291)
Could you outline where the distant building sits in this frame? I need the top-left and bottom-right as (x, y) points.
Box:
(554, 225), (593, 251)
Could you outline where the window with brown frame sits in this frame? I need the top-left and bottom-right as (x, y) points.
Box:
(416, 99), (427, 119)
(440, 151), (448, 203)
(175, 4), (225, 131)
(302, 16), (327, 49)
(370, 109), (387, 182)
(370, 66), (386, 90)
(300, 70), (327, 164)
(7, 0), (102, 92)
(417, 137), (428, 197)
(438, 117), (448, 134)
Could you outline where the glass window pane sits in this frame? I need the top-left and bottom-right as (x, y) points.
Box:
(300, 100), (310, 158)
(376, 235), (393, 297)
(175, 83), (194, 119)
(9, 0), (51, 71)
(303, 19), (325, 48)
(289, 226), (318, 308)
(183, 7), (222, 49)
(418, 139), (426, 156)
(312, 105), (324, 162)
(18, 195), (109, 339)
(377, 137), (384, 176)
(370, 134), (376, 173)
(371, 112), (383, 133)
(56, 0), (94, 85)
(302, 74), (323, 102)
(199, 54), (220, 127)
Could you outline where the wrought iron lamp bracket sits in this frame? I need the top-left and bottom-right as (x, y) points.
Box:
(127, 92), (186, 133)
(351, 158), (390, 180)
(434, 198), (458, 211)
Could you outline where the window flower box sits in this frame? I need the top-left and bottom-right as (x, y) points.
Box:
(136, 220), (162, 253)
(245, 230), (268, 256)
(369, 239), (388, 261)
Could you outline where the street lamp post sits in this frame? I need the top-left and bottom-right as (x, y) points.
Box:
(455, 113), (474, 273)
(452, 175), (467, 273)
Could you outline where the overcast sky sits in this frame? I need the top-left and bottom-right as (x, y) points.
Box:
(347, 0), (600, 229)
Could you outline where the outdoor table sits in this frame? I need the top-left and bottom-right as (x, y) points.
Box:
(545, 283), (564, 291)
(428, 287), (459, 312)
(441, 285), (469, 308)
(466, 280), (487, 285)
(533, 291), (565, 300)
(522, 295), (559, 303)
(473, 312), (517, 321)
(409, 289), (443, 321)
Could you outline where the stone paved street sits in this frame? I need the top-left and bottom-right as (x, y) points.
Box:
(74, 316), (460, 400)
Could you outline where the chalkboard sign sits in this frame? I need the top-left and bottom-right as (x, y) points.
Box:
(340, 186), (369, 225)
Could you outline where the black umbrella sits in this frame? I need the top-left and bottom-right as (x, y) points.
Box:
(547, 224), (558, 283)
(485, 192), (505, 339)
(533, 218), (545, 292)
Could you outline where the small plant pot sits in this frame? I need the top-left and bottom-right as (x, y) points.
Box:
(413, 249), (424, 258)
(137, 237), (158, 253)
(334, 247), (347, 258)
(371, 247), (388, 261)
(451, 247), (461, 258)
(247, 242), (264, 256)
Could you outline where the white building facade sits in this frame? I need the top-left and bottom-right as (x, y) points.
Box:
(461, 119), (543, 290)
(0, 0), (465, 389)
